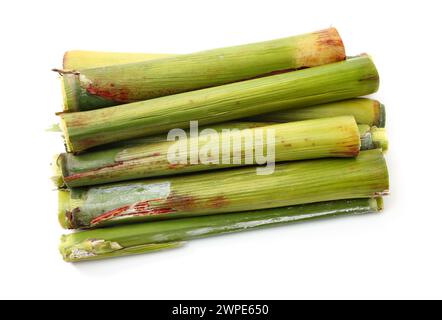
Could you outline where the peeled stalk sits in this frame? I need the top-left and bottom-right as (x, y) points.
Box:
(59, 55), (379, 153)
(59, 28), (345, 111)
(63, 51), (172, 69)
(359, 125), (388, 151)
(60, 197), (383, 262)
(54, 116), (361, 187)
(59, 149), (389, 229)
(246, 98), (386, 128)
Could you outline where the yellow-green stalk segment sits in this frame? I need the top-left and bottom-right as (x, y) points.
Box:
(59, 55), (379, 153)
(59, 28), (345, 112)
(60, 197), (383, 262)
(246, 98), (386, 128)
(59, 149), (389, 230)
(63, 51), (173, 69)
(54, 116), (361, 188)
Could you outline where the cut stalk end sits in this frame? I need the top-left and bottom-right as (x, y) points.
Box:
(59, 72), (81, 112)
(58, 116), (74, 153)
(378, 103), (387, 128)
(359, 126), (388, 152)
(369, 197), (384, 212)
(371, 127), (388, 152)
(59, 237), (185, 262)
(51, 154), (65, 188)
(58, 189), (72, 229)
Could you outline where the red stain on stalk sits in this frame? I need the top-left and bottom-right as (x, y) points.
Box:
(90, 193), (201, 226)
(86, 83), (131, 103)
(64, 161), (125, 183)
(90, 199), (175, 226)
(91, 205), (131, 225)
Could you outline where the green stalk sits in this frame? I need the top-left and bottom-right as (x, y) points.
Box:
(59, 55), (379, 153)
(60, 197), (383, 262)
(245, 98), (386, 127)
(59, 149), (388, 229)
(54, 116), (361, 188)
(63, 51), (173, 69)
(59, 28), (345, 111)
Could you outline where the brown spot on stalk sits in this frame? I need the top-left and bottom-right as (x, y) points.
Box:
(75, 137), (105, 153)
(359, 74), (380, 82)
(166, 193), (197, 211)
(209, 195), (229, 209)
(330, 146), (360, 157)
(168, 163), (188, 170)
(372, 100), (381, 125)
(66, 208), (80, 229)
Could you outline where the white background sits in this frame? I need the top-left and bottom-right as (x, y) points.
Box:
(0, 0), (441, 299)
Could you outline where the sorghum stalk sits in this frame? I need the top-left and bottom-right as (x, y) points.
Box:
(59, 28), (345, 111)
(54, 116), (361, 188)
(59, 55), (379, 153)
(245, 98), (386, 127)
(60, 198), (383, 262)
(59, 149), (389, 229)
